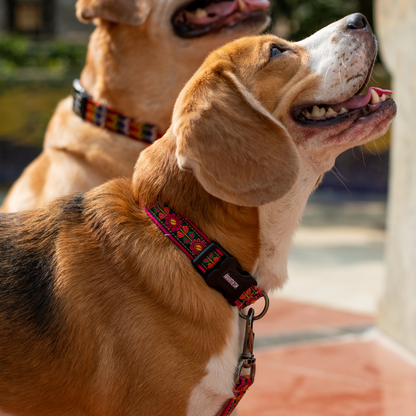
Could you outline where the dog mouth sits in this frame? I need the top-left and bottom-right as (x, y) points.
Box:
(293, 87), (394, 126)
(172, 0), (270, 38)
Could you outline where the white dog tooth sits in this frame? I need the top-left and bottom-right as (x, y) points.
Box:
(303, 110), (312, 119)
(326, 108), (338, 117)
(340, 107), (348, 114)
(311, 105), (325, 117)
(381, 94), (388, 102)
(195, 8), (208, 17)
(370, 89), (380, 104)
(238, 0), (247, 10)
(310, 106), (320, 117)
(186, 8), (207, 18)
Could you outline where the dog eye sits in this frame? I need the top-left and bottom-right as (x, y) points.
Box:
(270, 45), (283, 59)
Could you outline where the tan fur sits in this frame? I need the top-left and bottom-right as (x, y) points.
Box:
(173, 49), (299, 206)
(0, 179), (237, 416)
(0, 23), (396, 416)
(0, 0), (269, 213)
(76, 0), (151, 25)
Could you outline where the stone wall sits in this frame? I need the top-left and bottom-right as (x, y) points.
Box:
(376, 0), (416, 355)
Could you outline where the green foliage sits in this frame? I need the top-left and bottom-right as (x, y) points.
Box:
(0, 80), (73, 146)
(0, 35), (87, 71)
(270, 0), (362, 41)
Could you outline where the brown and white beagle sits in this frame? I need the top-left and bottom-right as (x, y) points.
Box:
(0, 0), (270, 213)
(0, 14), (396, 416)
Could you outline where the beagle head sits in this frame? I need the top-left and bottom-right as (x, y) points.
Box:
(75, 0), (270, 43)
(75, 0), (271, 131)
(173, 13), (397, 206)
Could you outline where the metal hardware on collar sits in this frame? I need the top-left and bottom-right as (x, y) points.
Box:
(72, 79), (89, 119)
(236, 308), (256, 381)
(236, 296), (269, 382)
(239, 291), (269, 321)
(218, 300), (269, 416)
(192, 243), (258, 306)
(236, 358), (256, 381)
(142, 201), (264, 309)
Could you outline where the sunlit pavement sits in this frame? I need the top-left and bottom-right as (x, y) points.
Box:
(239, 298), (416, 416)
(239, 193), (416, 416)
(280, 196), (387, 315)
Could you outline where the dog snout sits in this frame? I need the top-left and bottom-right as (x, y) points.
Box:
(345, 13), (372, 33)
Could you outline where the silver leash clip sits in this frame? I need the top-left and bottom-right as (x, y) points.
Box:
(236, 292), (269, 382)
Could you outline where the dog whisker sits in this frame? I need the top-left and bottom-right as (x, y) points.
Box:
(360, 146), (367, 168)
(333, 165), (350, 182)
(380, 135), (389, 152)
(364, 143), (377, 157)
(331, 167), (352, 194)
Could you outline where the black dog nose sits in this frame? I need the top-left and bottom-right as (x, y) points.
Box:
(346, 13), (369, 30)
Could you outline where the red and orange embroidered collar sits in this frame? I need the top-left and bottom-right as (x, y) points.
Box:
(73, 79), (163, 144)
(142, 200), (269, 416)
(142, 200), (264, 309)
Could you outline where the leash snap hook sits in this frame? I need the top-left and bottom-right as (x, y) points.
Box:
(239, 291), (269, 321)
(236, 357), (256, 382)
(235, 308), (256, 382)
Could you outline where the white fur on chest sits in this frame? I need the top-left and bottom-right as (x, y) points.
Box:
(186, 309), (241, 416)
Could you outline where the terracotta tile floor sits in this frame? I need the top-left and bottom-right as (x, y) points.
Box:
(238, 300), (416, 416)
(254, 299), (374, 336)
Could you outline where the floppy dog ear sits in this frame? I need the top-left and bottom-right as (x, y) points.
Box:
(76, 0), (151, 25)
(173, 66), (300, 207)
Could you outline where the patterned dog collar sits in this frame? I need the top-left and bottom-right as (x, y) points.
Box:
(72, 79), (162, 144)
(142, 200), (264, 309)
(143, 200), (269, 416)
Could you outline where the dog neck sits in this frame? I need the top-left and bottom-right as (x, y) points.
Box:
(133, 131), (261, 276)
(79, 22), (209, 133)
(133, 131), (319, 294)
(254, 164), (319, 292)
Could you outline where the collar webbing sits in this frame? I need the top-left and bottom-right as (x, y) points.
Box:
(72, 79), (162, 144)
(142, 200), (264, 309)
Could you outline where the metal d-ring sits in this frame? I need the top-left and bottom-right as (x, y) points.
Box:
(239, 291), (269, 321)
(236, 357), (256, 381)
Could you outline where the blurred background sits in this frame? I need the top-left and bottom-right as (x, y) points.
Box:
(0, 0), (391, 198)
(2, 1), (416, 415)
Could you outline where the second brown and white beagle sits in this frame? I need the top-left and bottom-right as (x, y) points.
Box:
(0, 14), (396, 416)
(0, 0), (270, 213)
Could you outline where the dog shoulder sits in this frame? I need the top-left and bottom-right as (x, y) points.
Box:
(0, 193), (86, 332)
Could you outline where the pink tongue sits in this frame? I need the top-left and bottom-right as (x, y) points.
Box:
(205, 0), (237, 16)
(242, 0), (270, 8)
(185, 0), (270, 25)
(331, 87), (393, 112)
